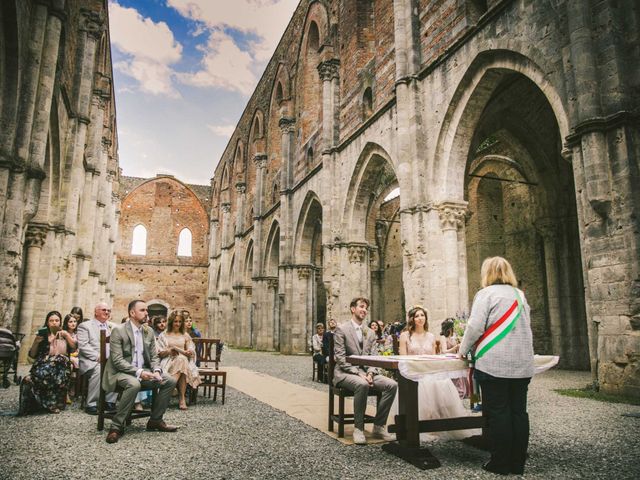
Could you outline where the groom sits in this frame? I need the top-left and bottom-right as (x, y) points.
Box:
(333, 297), (397, 445)
(102, 299), (178, 443)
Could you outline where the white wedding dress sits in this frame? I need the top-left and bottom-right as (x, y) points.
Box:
(391, 332), (481, 442)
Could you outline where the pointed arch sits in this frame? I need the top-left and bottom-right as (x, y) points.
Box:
(432, 49), (570, 201)
(264, 220), (280, 276)
(244, 239), (254, 284)
(294, 191), (323, 264)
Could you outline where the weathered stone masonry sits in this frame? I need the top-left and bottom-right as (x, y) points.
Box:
(0, 0), (119, 361)
(207, 0), (640, 396)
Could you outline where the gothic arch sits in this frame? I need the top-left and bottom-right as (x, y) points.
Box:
(432, 49), (570, 201)
(343, 142), (399, 243)
(264, 220), (280, 276)
(244, 240), (254, 284)
(294, 191), (323, 264)
(234, 139), (245, 177)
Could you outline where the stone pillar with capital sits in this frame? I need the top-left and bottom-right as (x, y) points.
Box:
(235, 183), (246, 237)
(220, 202), (232, 250)
(252, 155), (267, 278)
(437, 202), (467, 318)
(18, 225), (49, 362)
(535, 217), (562, 357)
(318, 59), (340, 150)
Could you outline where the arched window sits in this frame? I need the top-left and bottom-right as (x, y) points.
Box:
(177, 228), (192, 257)
(306, 146), (314, 165)
(307, 21), (319, 51)
(362, 87), (373, 119)
(276, 82), (283, 103)
(131, 224), (147, 255)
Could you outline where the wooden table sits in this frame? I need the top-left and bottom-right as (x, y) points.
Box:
(347, 355), (486, 470)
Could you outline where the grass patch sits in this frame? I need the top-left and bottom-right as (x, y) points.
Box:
(555, 386), (640, 406)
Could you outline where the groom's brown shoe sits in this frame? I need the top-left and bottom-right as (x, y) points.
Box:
(146, 419), (178, 432)
(106, 429), (123, 444)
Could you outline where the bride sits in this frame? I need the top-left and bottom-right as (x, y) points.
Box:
(394, 305), (480, 441)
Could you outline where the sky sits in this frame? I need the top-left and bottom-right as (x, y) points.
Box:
(108, 0), (299, 186)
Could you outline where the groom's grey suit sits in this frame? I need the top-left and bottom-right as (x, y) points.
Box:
(333, 320), (397, 430)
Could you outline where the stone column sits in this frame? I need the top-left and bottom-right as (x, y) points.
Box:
(220, 203), (232, 250)
(457, 212), (471, 313)
(18, 225), (48, 362)
(318, 59), (340, 150)
(252, 155), (267, 277)
(234, 183), (246, 237)
(437, 202), (467, 317)
(535, 218), (563, 357)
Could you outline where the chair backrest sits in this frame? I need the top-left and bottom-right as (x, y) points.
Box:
(193, 338), (222, 369)
(99, 330), (110, 370)
(327, 333), (336, 385)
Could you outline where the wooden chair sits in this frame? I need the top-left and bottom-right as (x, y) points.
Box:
(97, 330), (156, 431)
(189, 338), (227, 405)
(311, 349), (327, 383)
(327, 334), (381, 438)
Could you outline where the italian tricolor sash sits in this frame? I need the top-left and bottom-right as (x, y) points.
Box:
(474, 288), (523, 360)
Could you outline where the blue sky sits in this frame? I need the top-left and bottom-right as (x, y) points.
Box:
(108, 0), (299, 185)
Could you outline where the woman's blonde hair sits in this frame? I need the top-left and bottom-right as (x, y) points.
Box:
(481, 256), (518, 288)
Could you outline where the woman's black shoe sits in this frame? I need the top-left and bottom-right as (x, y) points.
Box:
(482, 461), (510, 475)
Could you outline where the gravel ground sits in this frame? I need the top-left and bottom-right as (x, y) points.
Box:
(0, 349), (638, 479)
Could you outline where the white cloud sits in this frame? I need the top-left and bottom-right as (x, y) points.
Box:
(108, 2), (183, 97)
(168, 0), (298, 60)
(207, 123), (236, 137)
(177, 30), (256, 95)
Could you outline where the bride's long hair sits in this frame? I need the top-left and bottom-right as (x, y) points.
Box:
(405, 306), (429, 337)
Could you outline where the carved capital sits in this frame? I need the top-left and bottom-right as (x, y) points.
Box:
(253, 154), (267, 169)
(297, 266), (312, 279)
(25, 225), (48, 248)
(235, 182), (246, 194)
(318, 59), (340, 81)
(278, 117), (295, 134)
(348, 245), (367, 264)
(221, 203), (231, 214)
(267, 278), (279, 289)
(437, 202), (468, 231)
(534, 218), (557, 241)
(79, 8), (105, 40)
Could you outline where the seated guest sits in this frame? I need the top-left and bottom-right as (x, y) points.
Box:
(77, 303), (117, 414)
(102, 300), (178, 443)
(311, 323), (325, 382)
(152, 315), (167, 338)
(157, 311), (201, 410)
(333, 297), (397, 445)
(24, 311), (76, 413)
(183, 311), (201, 338)
(70, 306), (86, 324)
(369, 320), (385, 354)
(63, 314), (79, 370)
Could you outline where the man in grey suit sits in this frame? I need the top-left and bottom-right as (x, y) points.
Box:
(102, 299), (177, 443)
(333, 297), (397, 445)
(77, 302), (118, 414)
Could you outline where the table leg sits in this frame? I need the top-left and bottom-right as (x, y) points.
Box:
(382, 375), (441, 470)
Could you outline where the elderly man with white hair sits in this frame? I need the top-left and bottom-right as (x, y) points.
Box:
(77, 302), (118, 414)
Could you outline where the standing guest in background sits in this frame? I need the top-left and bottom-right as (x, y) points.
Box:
(333, 298), (397, 445)
(24, 311), (75, 413)
(459, 256), (534, 476)
(439, 318), (469, 399)
(152, 315), (167, 338)
(183, 311), (202, 368)
(102, 300), (177, 443)
(311, 323), (326, 382)
(77, 302), (117, 414)
(322, 318), (337, 361)
(157, 311), (200, 410)
(369, 320), (385, 354)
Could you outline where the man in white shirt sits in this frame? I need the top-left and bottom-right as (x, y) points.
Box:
(332, 297), (397, 445)
(77, 302), (117, 414)
(102, 300), (177, 443)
